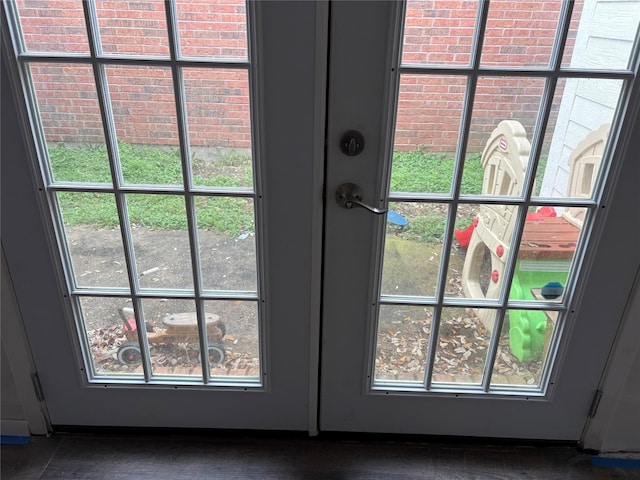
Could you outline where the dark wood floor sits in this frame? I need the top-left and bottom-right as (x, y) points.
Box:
(2, 431), (639, 479)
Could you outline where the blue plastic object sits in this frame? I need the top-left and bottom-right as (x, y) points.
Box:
(541, 281), (564, 299)
(1, 436), (30, 445)
(507, 258), (573, 362)
(387, 210), (408, 226)
(591, 457), (640, 469)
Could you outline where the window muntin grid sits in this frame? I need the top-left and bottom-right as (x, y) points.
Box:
(5, 1), (262, 386)
(6, 0), (639, 396)
(376, 0), (639, 394)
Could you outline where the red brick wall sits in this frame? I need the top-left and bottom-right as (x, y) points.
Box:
(18, 0), (581, 153)
(396, 0), (582, 152)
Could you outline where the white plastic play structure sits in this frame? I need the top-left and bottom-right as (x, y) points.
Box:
(459, 120), (530, 326)
(459, 120), (609, 360)
(562, 123), (610, 229)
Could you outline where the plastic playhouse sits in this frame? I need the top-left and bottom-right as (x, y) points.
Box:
(458, 121), (609, 362)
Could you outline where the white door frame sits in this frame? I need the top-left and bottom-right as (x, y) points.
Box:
(1, 249), (50, 436)
(3, 0), (639, 439)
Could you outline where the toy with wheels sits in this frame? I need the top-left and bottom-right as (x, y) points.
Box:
(116, 306), (227, 366)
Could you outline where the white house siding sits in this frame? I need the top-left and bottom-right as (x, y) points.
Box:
(542, 0), (640, 198)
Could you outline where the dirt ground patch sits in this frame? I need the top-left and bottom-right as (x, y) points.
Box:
(67, 224), (543, 384)
(66, 225), (260, 376)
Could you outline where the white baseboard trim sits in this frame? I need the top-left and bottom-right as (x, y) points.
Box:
(1, 419), (30, 437)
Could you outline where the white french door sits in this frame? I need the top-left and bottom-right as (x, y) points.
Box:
(2, 1), (325, 431)
(3, 0), (640, 439)
(319, 0), (640, 439)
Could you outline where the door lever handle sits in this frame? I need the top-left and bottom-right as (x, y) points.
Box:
(336, 183), (388, 215)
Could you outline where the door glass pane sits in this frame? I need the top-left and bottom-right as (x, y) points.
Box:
(563, 0), (640, 70)
(374, 304), (434, 384)
(95, 0), (170, 57)
(16, 1), (90, 54)
(8, 0), (263, 389)
(82, 296), (261, 380)
(536, 79), (621, 199)
(461, 77), (546, 196)
(28, 63), (110, 183)
(204, 300), (260, 380)
(57, 192), (129, 289)
(196, 197), (257, 292)
(81, 296), (144, 378)
(183, 68), (253, 189)
(139, 298), (202, 378)
(431, 307), (496, 386)
(382, 202), (449, 298)
(382, 0), (639, 398)
(481, 0), (561, 68)
(176, 0), (248, 60)
(491, 308), (559, 387)
(510, 204), (589, 304)
(104, 65), (182, 186)
(125, 194), (194, 291)
(402, 0), (477, 66)
(448, 202), (519, 301)
(392, 75), (466, 194)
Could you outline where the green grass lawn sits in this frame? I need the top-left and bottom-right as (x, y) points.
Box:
(51, 143), (254, 236)
(390, 150), (483, 195)
(388, 150), (547, 244)
(50, 143), (490, 241)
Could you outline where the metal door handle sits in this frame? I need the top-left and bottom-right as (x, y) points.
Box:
(335, 183), (388, 215)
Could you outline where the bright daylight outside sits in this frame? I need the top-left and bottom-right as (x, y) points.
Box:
(375, 0), (638, 390)
(11, 0), (640, 389)
(15, 0), (258, 381)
